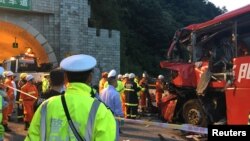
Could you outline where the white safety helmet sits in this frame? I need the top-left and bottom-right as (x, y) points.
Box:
(117, 74), (122, 79)
(108, 69), (116, 78)
(158, 75), (164, 80)
(142, 72), (148, 78)
(129, 73), (135, 79)
(5, 71), (14, 77)
(124, 73), (129, 78)
(26, 74), (34, 81)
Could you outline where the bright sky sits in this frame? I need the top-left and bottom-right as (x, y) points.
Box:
(209, 0), (250, 12)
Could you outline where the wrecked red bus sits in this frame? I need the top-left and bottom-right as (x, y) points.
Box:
(160, 5), (250, 126)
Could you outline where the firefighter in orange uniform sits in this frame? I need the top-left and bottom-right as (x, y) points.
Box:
(139, 72), (150, 112)
(20, 74), (39, 130)
(1, 71), (11, 132)
(4, 71), (15, 121)
(155, 75), (165, 116)
(122, 73), (129, 117)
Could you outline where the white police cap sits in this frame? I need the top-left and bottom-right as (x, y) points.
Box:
(26, 74), (34, 81)
(108, 69), (116, 78)
(60, 54), (97, 72)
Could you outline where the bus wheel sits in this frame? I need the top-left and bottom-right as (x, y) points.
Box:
(182, 99), (207, 126)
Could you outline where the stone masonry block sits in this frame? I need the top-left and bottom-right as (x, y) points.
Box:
(36, 34), (48, 45)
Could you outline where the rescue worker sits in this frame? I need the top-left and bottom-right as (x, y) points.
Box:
(122, 73), (129, 85)
(20, 74), (39, 130)
(124, 73), (140, 119)
(155, 75), (165, 117)
(26, 54), (117, 141)
(134, 75), (142, 114)
(41, 74), (50, 94)
(121, 73), (129, 117)
(100, 69), (124, 135)
(16, 73), (27, 122)
(139, 72), (152, 112)
(18, 73), (28, 88)
(117, 74), (123, 81)
(99, 72), (108, 93)
(4, 71), (15, 121)
(0, 67), (10, 134)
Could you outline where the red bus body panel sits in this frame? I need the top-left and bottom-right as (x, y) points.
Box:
(226, 56), (250, 124)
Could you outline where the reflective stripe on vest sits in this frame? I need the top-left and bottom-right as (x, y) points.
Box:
(41, 100), (49, 141)
(40, 99), (101, 141)
(124, 88), (134, 91)
(84, 100), (100, 141)
(125, 103), (138, 106)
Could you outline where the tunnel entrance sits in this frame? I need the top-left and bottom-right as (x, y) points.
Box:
(0, 20), (57, 67)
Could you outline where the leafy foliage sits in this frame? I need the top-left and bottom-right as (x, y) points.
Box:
(90, 0), (225, 76)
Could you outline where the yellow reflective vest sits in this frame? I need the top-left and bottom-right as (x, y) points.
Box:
(25, 83), (117, 141)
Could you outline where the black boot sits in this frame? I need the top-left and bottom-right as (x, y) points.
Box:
(3, 124), (12, 132)
(24, 122), (30, 130)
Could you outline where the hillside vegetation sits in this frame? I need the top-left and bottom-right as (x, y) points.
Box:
(89, 0), (226, 76)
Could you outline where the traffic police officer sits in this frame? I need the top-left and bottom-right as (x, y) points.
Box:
(25, 54), (117, 141)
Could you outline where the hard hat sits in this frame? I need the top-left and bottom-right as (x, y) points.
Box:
(117, 74), (122, 79)
(108, 69), (116, 78)
(158, 75), (164, 80)
(26, 74), (34, 81)
(5, 71), (14, 77)
(20, 73), (28, 79)
(129, 73), (135, 79)
(0, 67), (4, 76)
(60, 54), (97, 72)
(142, 72), (148, 78)
(124, 73), (129, 78)
(102, 72), (108, 78)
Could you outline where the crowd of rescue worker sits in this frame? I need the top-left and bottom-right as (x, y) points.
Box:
(0, 54), (167, 140)
(98, 71), (166, 120)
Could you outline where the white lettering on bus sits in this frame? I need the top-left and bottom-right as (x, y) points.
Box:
(238, 63), (250, 83)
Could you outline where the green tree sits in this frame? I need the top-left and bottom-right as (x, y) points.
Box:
(90, 0), (224, 76)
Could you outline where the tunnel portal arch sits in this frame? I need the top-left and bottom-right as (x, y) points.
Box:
(0, 18), (58, 67)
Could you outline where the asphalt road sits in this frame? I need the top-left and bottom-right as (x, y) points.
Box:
(4, 115), (197, 141)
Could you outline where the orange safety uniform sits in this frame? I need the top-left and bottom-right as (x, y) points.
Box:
(121, 78), (128, 117)
(20, 82), (38, 123)
(155, 79), (164, 107)
(99, 72), (108, 94)
(99, 78), (107, 94)
(4, 79), (15, 118)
